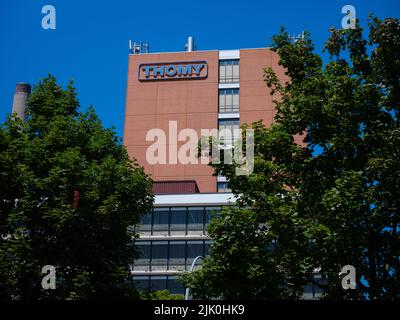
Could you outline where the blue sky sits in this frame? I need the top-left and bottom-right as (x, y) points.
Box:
(1, 0), (399, 138)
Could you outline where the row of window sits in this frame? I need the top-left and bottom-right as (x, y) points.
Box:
(218, 60), (239, 192)
(133, 275), (185, 295)
(133, 276), (325, 297)
(134, 239), (211, 271)
(137, 206), (222, 235)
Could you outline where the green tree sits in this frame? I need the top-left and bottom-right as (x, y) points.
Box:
(183, 123), (313, 299)
(0, 75), (153, 299)
(184, 16), (400, 300)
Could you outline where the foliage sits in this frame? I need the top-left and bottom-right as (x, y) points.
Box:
(0, 75), (154, 300)
(184, 16), (400, 300)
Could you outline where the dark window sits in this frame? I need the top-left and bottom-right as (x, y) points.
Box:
(138, 211), (152, 231)
(217, 182), (231, 193)
(149, 276), (167, 291)
(169, 241), (186, 266)
(153, 208), (169, 231)
(134, 276), (150, 291)
(187, 207), (204, 231)
(167, 276), (185, 295)
(205, 206), (221, 224)
(135, 241), (151, 263)
(187, 241), (204, 267)
(151, 241), (168, 266)
(170, 207), (187, 231)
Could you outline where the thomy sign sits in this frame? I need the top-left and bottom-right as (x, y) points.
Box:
(138, 61), (208, 81)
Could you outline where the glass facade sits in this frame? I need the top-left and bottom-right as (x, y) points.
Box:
(136, 206), (222, 236)
(133, 239), (212, 272)
(134, 275), (185, 295)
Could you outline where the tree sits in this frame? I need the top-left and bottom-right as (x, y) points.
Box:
(184, 16), (400, 300)
(0, 75), (153, 299)
(183, 122), (314, 299)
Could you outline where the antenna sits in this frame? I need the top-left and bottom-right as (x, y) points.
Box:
(129, 40), (150, 54)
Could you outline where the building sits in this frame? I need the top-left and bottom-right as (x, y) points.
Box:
(124, 38), (317, 296)
(123, 38), (290, 193)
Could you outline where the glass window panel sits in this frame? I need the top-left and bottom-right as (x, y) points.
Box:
(149, 276), (167, 292)
(167, 276), (185, 295)
(187, 241), (204, 260)
(232, 93), (239, 107)
(134, 276), (149, 291)
(187, 207), (204, 230)
(139, 211), (152, 231)
(225, 93), (233, 108)
(219, 65), (226, 82)
(151, 241), (168, 265)
(153, 208), (169, 231)
(170, 207), (186, 231)
(169, 241), (186, 265)
(233, 65), (239, 81)
(226, 65), (233, 79)
(135, 241), (151, 263)
(205, 206), (221, 224)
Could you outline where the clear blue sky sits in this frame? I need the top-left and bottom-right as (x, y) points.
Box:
(1, 0), (399, 137)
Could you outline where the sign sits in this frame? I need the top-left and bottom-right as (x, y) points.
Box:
(138, 61), (208, 81)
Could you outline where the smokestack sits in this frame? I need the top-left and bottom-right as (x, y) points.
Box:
(12, 83), (31, 120)
(185, 36), (196, 52)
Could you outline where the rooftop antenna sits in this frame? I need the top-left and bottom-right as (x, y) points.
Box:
(129, 40), (150, 54)
(289, 31), (305, 44)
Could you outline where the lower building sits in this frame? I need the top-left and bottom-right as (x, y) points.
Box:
(132, 190), (236, 294)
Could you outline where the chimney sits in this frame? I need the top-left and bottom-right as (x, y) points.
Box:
(185, 36), (196, 52)
(12, 83), (31, 120)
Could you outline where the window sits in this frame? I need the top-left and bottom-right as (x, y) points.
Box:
(219, 59), (239, 83)
(187, 207), (204, 231)
(217, 182), (231, 193)
(134, 276), (150, 291)
(152, 208), (169, 232)
(150, 276), (167, 292)
(151, 241), (168, 268)
(169, 241), (186, 268)
(205, 206), (221, 226)
(135, 241), (151, 264)
(170, 207), (187, 232)
(187, 241), (204, 267)
(219, 89), (239, 113)
(139, 211), (152, 232)
(167, 276), (185, 295)
(218, 118), (240, 146)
